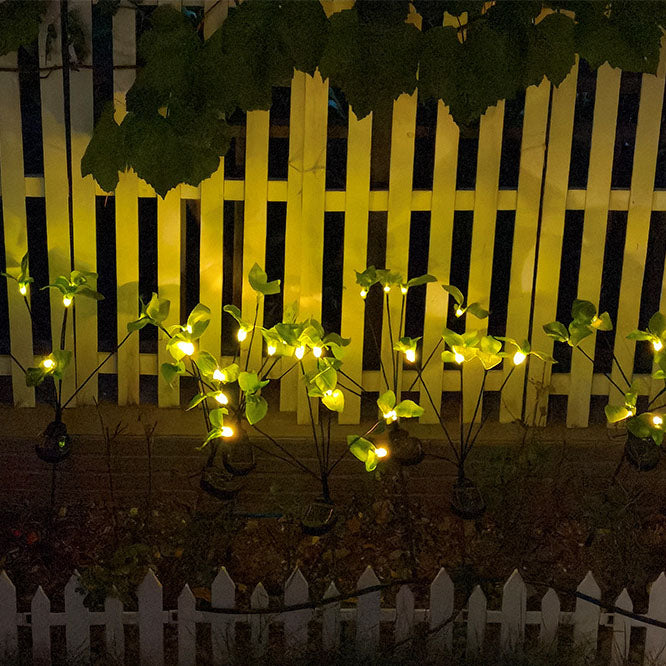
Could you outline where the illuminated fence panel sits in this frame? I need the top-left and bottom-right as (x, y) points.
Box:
(0, 5), (665, 430)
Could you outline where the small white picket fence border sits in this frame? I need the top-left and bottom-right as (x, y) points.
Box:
(2, 566), (666, 665)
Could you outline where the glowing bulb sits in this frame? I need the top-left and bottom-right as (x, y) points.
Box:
(383, 285), (391, 293)
(405, 348), (416, 363)
(400, 286), (408, 295)
(19, 284), (27, 296)
(267, 344), (277, 356)
(213, 369), (226, 382)
(41, 358), (55, 370)
(63, 296), (73, 308)
(653, 415), (663, 427)
(185, 324), (192, 334)
(215, 392), (228, 405)
(237, 328), (248, 342)
(176, 341), (195, 356)
(375, 447), (388, 458)
(454, 352), (464, 364)
(295, 346), (305, 360)
(654, 339), (663, 352)
(221, 426), (234, 438)
(383, 410), (397, 422)
(455, 308), (464, 318)
(513, 351), (527, 366)
(360, 289), (368, 299)
(325, 389), (333, 396)
(312, 346), (322, 358)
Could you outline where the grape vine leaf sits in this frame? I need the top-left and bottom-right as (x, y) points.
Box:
(0, 0), (47, 56)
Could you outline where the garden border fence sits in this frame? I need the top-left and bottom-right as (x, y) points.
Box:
(2, 566), (666, 664)
(1, 0), (666, 428)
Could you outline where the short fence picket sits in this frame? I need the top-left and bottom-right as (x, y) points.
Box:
(3, 567), (666, 663)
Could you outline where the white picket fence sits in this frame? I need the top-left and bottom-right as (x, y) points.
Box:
(2, 566), (666, 664)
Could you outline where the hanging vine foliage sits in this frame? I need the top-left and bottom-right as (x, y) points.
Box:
(1, 0), (666, 196)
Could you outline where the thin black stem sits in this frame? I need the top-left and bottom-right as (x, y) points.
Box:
(338, 369), (364, 392)
(327, 420), (382, 475)
(244, 299), (260, 372)
(61, 330), (133, 409)
(8, 352), (26, 374)
(416, 370), (459, 463)
(271, 359), (299, 383)
(576, 346), (626, 396)
(251, 425), (320, 481)
(260, 357), (281, 381)
(647, 386), (666, 410)
(397, 293), (406, 388)
(367, 317), (391, 390)
(337, 381), (363, 398)
(300, 361), (324, 475)
(458, 368), (464, 460)
(386, 293), (397, 393)
(56, 307), (69, 418)
(602, 336), (632, 389)
(23, 295), (33, 321)
(407, 339), (442, 391)
(462, 369), (487, 457)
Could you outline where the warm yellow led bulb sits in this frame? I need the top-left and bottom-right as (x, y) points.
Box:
(454, 352), (464, 364)
(400, 286), (408, 295)
(405, 349), (416, 363)
(312, 346), (322, 358)
(185, 324), (192, 334)
(213, 368), (226, 382)
(221, 426), (234, 438)
(653, 415), (663, 427)
(383, 409), (397, 422)
(237, 328), (248, 342)
(19, 284), (27, 296)
(215, 392), (228, 405)
(455, 308), (464, 318)
(295, 346), (305, 360)
(654, 339), (663, 352)
(513, 351), (527, 366)
(360, 288), (368, 299)
(63, 296), (73, 308)
(383, 285), (391, 293)
(267, 344), (277, 356)
(41, 358), (55, 370)
(176, 341), (195, 356)
(325, 389), (333, 396)
(375, 447), (388, 458)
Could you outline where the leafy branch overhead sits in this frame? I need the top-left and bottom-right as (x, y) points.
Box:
(4, 0), (662, 195)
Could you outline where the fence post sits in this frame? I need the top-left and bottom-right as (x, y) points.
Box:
(394, 584), (415, 656)
(177, 584), (196, 666)
(105, 593), (125, 663)
(356, 566), (381, 659)
(65, 572), (89, 663)
(611, 588), (633, 666)
(466, 585), (487, 657)
(428, 567), (454, 659)
(211, 567), (235, 665)
(645, 572), (666, 665)
(138, 569), (164, 665)
(31, 586), (51, 666)
(538, 587), (560, 650)
(500, 570), (526, 655)
(573, 571), (601, 658)
(0, 571), (17, 662)
(322, 581), (341, 653)
(250, 582), (269, 661)
(284, 567), (311, 655)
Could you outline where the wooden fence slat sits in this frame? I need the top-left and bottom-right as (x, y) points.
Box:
(322, 581), (341, 653)
(0, 51), (33, 407)
(0, 571), (17, 661)
(296, 70), (328, 425)
(39, 5), (75, 402)
(211, 567), (235, 665)
(526, 59), (579, 426)
(177, 584), (196, 666)
(65, 573), (89, 663)
(113, 5), (140, 405)
(567, 64), (621, 427)
(69, 0), (98, 405)
(464, 100), (505, 423)
(338, 108), (372, 424)
(539, 588), (560, 650)
(500, 569), (526, 654)
(645, 572), (666, 665)
(31, 586), (51, 666)
(573, 571), (601, 657)
(284, 567), (310, 654)
(356, 566), (381, 659)
(500, 78), (551, 423)
(394, 584), (415, 654)
(611, 588), (632, 666)
(250, 582), (269, 661)
(138, 569), (164, 666)
(280, 70), (306, 415)
(428, 567), (454, 659)
(466, 585), (487, 656)
(104, 595), (125, 662)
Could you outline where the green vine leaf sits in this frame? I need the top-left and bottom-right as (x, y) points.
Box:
(0, 0), (48, 56)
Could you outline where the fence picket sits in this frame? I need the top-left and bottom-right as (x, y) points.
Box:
(138, 569), (164, 665)
(428, 567), (454, 658)
(0, 571), (17, 661)
(466, 585), (487, 656)
(611, 588), (633, 666)
(356, 566), (381, 659)
(104, 595), (125, 662)
(250, 582), (269, 660)
(211, 567), (235, 665)
(284, 567), (310, 654)
(500, 569), (526, 654)
(322, 581), (341, 653)
(394, 584), (415, 654)
(573, 571), (601, 657)
(65, 573), (89, 663)
(177, 584), (196, 666)
(113, 5), (140, 405)
(539, 587), (560, 650)
(31, 586), (51, 666)
(645, 572), (666, 665)
(526, 59), (579, 426)
(567, 64), (621, 427)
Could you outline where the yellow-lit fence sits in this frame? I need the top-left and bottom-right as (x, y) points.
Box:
(1, 1), (666, 429)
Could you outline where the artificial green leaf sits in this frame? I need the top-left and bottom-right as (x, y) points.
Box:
(627, 414), (652, 439)
(209, 407), (227, 429)
(441, 328), (464, 347)
(441, 350), (458, 364)
(466, 302), (489, 319)
(476, 351), (503, 371)
(377, 390), (396, 415)
(0, 0), (47, 56)
(201, 428), (223, 448)
(649, 312), (666, 338)
(161, 361), (184, 386)
(406, 274), (437, 288)
(248, 263), (281, 295)
(571, 299), (597, 324)
(245, 394), (268, 425)
(626, 329), (653, 341)
(530, 350), (556, 364)
(395, 399), (424, 419)
(355, 266), (378, 289)
(348, 435), (373, 462)
(219, 363), (240, 384)
(480, 335), (502, 355)
(145, 293), (170, 323)
(543, 321), (569, 343)
(76, 287), (104, 301)
(238, 371), (268, 394)
(568, 322), (593, 348)
(195, 351), (218, 377)
(25, 367), (45, 387)
(127, 316), (150, 333)
(605, 404), (632, 423)
(441, 284), (464, 306)
(653, 428), (664, 447)
(186, 393), (207, 411)
(322, 388), (345, 413)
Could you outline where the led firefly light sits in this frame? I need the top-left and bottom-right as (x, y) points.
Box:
(383, 285), (391, 293)
(215, 392), (229, 405)
(267, 344), (277, 356)
(221, 426), (234, 438)
(213, 369), (226, 382)
(405, 349), (416, 363)
(400, 286), (408, 295)
(41, 358), (55, 370)
(237, 328), (248, 342)
(185, 324), (193, 334)
(513, 351), (527, 366)
(63, 296), (73, 307)
(455, 308), (464, 317)
(325, 389), (333, 396)
(295, 346), (305, 360)
(454, 352), (464, 364)
(19, 284), (27, 296)
(360, 289), (368, 299)
(312, 346), (323, 358)
(176, 341), (195, 356)
(383, 410), (398, 422)
(375, 447), (388, 458)
(653, 415), (663, 427)
(654, 339), (663, 352)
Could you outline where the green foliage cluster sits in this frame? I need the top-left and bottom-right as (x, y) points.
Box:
(69, 0), (666, 196)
